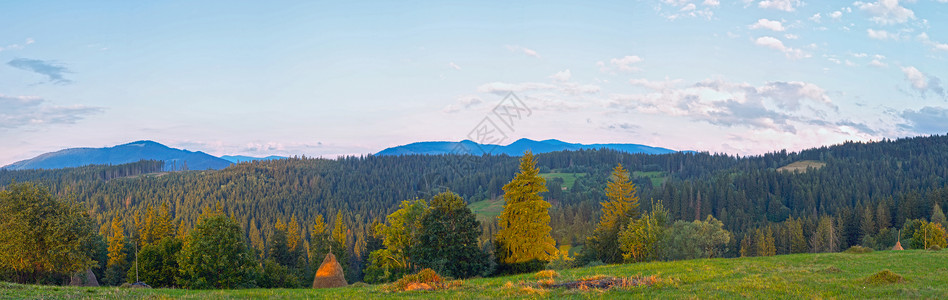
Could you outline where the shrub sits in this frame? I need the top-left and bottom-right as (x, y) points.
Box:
(844, 245), (873, 254)
(864, 269), (904, 285)
(533, 270), (559, 280)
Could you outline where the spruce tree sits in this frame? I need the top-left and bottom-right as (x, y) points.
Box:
(494, 151), (556, 273)
(590, 164), (640, 263)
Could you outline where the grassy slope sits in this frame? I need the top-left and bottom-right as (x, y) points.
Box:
(539, 173), (585, 191)
(777, 160), (827, 173)
(4, 250), (946, 299)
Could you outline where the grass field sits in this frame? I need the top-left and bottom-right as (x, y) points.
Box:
(5, 249), (946, 299)
(777, 160), (827, 173)
(539, 173), (585, 191)
(468, 197), (505, 221)
(632, 171), (667, 187)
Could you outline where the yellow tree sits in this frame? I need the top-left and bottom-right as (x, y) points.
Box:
(494, 151), (556, 273)
(107, 216), (126, 268)
(590, 164), (640, 263)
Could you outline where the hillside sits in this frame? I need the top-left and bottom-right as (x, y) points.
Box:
(2, 140), (232, 171)
(6, 250), (946, 299)
(375, 138), (680, 156)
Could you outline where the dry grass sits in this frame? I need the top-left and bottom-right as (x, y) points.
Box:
(383, 268), (461, 292)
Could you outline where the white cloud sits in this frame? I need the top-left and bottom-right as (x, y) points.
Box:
(830, 11), (843, 19)
(448, 62), (461, 70)
(868, 59), (888, 67)
(0, 38), (34, 52)
(0, 94), (103, 129)
(659, 0), (716, 19)
(609, 55), (644, 72)
(901, 66), (945, 97)
(750, 19), (786, 31)
(703, 0), (721, 6)
(867, 28), (899, 40)
(758, 0), (802, 11)
(609, 78), (863, 136)
(443, 95), (483, 113)
(754, 36), (808, 59)
(785, 34), (799, 39)
(854, 0), (915, 25)
(917, 32), (948, 51)
(550, 69), (571, 82)
(810, 13), (822, 23)
(505, 45), (540, 58)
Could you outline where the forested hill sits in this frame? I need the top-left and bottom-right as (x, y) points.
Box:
(2, 135), (948, 280)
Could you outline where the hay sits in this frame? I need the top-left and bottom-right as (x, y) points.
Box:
(891, 241), (904, 251)
(312, 252), (347, 288)
(69, 269), (99, 287)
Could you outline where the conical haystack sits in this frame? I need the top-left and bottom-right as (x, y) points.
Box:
(892, 240), (904, 251)
(69, 269), (99, 286)
(313, 252), (347, 288)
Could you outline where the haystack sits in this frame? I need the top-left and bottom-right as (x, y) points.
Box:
(69, 269), (99, 286)
(892, 240), (904, 251)
(312, 252), (347, 288)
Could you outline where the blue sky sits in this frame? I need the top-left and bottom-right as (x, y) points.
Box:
(1, 1), (947, 164)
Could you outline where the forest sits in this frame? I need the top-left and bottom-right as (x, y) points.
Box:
(1, 134), (948, 288)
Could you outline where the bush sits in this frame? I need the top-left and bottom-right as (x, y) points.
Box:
(864, 269), (904, 285)
(533, 270), (559, 280)
(844, 245), (873, 254)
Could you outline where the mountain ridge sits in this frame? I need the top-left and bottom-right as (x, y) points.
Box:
(375, 138), (682, 156)
(2, 140), (232, 171)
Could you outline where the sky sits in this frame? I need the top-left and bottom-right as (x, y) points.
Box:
(1, 1), (948, 165)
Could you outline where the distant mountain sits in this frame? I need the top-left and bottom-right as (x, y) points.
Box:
(220, 155), (286, 163)
(3, 140), (232, 171)
(375, 138), (680, 156)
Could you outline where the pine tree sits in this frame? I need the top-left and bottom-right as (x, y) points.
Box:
(494, 151), (556, 273)
(107, 216), (127, 268)
(788, 217), (807, 254)
(590, 164), (640, 263)
(860, 205), (876, 239)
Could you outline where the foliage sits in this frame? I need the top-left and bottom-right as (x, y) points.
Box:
(589, 164), (640, 264)
(495, 151), (556, 273)
(661, 216), (731, 260)
(0, 183), (100, 284)
(810, 216), (839, 253)
(176, 212), (257, 289)
(363, 199), (427, 283)
(912, 221), (947, 250)
(132, 236), (181, 287)
(411, 191), (491, 279)
(619, 200), (668, 263)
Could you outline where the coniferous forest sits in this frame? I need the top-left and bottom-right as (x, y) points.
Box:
(2, 135), (948, 288)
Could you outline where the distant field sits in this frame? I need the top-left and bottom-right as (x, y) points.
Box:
(539, 172), (585, 191)
(778, 160), (827, 173)
(468, 197), (505, 221)
(5, 250), (946, 299)
(633, 171), (667, 187)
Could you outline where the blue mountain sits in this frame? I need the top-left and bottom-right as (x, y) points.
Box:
(375, 138), (680, 156)
(3, 140), (232, 171)
(220, 155), (286, 163)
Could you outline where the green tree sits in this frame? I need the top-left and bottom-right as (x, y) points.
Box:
(788, 217), (807, 254)
(268, 219), (293, 267)
(754, 227), (776, 257)
(662, 216), (730, 260)
(0, 183), (100, 284)
(363, 199), (427, 283)
(913, 221), (947, 249)
(810, 216), (839, 253)
(411, 191), (491, 278)
(589, 164), (640, 263)
(619, 200), (668, 262)
(495, 151), (556, 273)
(177, 212), (257, 289)
(932, 203), (946, 228)
(132, 236), (181, 287)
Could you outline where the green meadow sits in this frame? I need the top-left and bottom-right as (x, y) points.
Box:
(6, 249), (945, 299)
